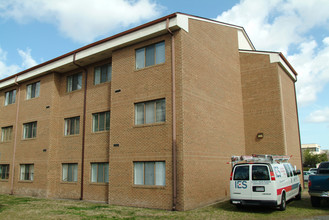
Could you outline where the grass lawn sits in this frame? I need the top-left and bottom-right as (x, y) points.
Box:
(0, 189), (328, 220)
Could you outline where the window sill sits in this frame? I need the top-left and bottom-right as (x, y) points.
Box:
(21, 138), (37, 141)
(133, 122), (166, 128)
(26, 96), (40, 101)
(94, 81), (111, 87)
(133, 185), (166, 189)
(60, 181), (78, 185)
(92, 130), (110, 134)
(135, 62), (165, 72)
(0, 179), (9, 182)
(90, 182), (108, 186)
(63, 134), (80, 138)
(65, 89), (83, 95)
(0, 141), (12, 144)
(18, 180), (33, 183)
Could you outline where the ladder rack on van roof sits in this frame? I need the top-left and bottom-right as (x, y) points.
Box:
(230, 154), (291, 166)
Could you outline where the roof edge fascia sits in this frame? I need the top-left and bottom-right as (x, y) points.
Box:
(239, 50), (297, 82)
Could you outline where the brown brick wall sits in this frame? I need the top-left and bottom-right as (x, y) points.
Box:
(179, 19), (246, 210)
(109, 34), (173, 209)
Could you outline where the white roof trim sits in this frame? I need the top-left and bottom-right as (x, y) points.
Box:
(1, 13), (256, 89)
(239, 50), (297, 81)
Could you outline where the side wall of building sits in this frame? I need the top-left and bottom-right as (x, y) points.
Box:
(179, 18), (246, 210)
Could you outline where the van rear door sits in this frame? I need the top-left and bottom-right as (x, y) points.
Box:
(231, 165), (252, 202)
(251, 164), (275, 201)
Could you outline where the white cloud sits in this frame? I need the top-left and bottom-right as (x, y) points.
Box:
(307, 107), (329, 123)
(0, 47), (21, 79)
(0, 0), (162, 43)
(0, 47), (37, 79)
(216, 0), (329, 106)
(18, 48), (38, 69)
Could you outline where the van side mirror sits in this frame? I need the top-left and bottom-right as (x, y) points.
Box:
(293, 170), (301, 175)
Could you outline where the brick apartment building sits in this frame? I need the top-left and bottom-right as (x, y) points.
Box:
(0, 13), (302, 210)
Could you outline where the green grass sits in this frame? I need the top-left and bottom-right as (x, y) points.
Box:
(0, 190), (328, 219)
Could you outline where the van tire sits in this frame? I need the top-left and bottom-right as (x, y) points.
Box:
(295, 186), (301, 200)
(279, 193), (286, 211)
(311, 196), (321, 207)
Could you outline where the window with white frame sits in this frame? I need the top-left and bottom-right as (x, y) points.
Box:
(92, 111), (110, 132)
(23, 122), (37, 139)
(135, 41), (165, 69)
(20, 164), (34, 181)
(64, 117), (80, 136)
(62, 163), (78, 182)
(0, 164), (9, 180)
(67, 73), (82, 92)
(26, 81), (40, 99)
(135, 99), (165, 125)
(94, 64), (112, 85)
(134, 161), (165, 186)
(1, 126), (13, 142)
(4, 90), (16, 106)
(91, 163), (109, 183)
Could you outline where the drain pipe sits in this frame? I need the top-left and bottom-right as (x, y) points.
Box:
(73, 53), (88, 200)
(10, 76), (20, 195)
(166, 18), (177, 211)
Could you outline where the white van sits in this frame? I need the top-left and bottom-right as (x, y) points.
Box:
(230, 155), (301, 211)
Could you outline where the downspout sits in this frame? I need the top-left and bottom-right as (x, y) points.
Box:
(166, 18), (177, 211)
(10, 76), (20, 195)
(73, 53), (88, 200)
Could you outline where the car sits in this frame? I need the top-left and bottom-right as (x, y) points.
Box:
(308, 162), (329, 207)
(303, 171), (316, 181)
(230, 155), (302, 211)
(309, 168), (318, 173)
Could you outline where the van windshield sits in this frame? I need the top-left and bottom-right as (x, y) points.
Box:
(233, 165), (249, 180)
(252, 165), (270, 180)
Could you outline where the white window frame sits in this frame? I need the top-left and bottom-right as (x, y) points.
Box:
(0, 164), (10, 180)
(135, 41), (165, 69)
(91, 163), (109, 183)
(92, 111), (110, 132)
(23, 122), (37, 139)
(4, 89), (16, 106)
(20, 164), (34, 181)
(133, 161), (165, 186)
(1, 126), (13, 142)
(26, 81), (40, 100)
(64, 117), (80, 136)
(135, 99), (166, 125)
(94, 63), (112, 85)
(67, 73), (82, 92)
(62, 163), (78, 182)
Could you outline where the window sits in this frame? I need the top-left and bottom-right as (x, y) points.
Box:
(62, 163), (78, 182)
(136, 41), (165, 69)
(67, 73), (82, 92)
(135, 99), (166, 125)
(252, 165), (270, 180)
(23, 122), (37, 139)
(0, 164), (9, 180)
(20, 164), (34, 181)
(233, 165), (249, 180)
(91, 163), (109, 183)
(134, 161), (165, 186)
(26, 82), (40, 99)
(4, 90), (16, 106)
(283, 164), (293, 177)
(92, 111), (110, 132)
(64, 117), (80, 136)
(94, 64), (112, 85)
(1, 126), (13, 142)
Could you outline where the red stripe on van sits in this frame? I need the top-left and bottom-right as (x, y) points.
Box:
(277, 185), (292, 195)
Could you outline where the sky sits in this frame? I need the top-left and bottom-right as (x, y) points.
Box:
(0, 0), (328, 150)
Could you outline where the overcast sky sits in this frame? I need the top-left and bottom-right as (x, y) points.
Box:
(0, 0), (328, 149)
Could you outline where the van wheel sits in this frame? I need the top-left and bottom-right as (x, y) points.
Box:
(295, 186), (301, 200)
(279, 193), (286, 211)
(311, 196), (321, 207)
